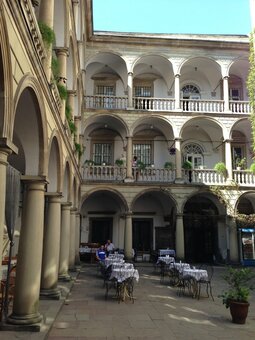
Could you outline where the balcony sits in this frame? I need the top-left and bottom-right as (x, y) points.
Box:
(84, 95), (251, 114)
(82, 166), (255, 187)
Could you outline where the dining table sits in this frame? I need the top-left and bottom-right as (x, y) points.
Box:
(181, 268), (208, 298)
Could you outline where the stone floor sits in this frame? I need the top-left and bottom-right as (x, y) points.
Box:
(1, 263), (255, 339)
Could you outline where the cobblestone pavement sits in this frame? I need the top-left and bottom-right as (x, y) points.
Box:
(1, 264), (255, 340)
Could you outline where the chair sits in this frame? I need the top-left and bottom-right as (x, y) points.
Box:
(196, 265), (214, 301)
(104, 265), (117, 300)
(159, 261), (167, 283)
(0, 264), (16, 321)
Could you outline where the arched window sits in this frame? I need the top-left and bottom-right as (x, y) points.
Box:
(183, 143), (204, 168)
(181, 84), (200, 99)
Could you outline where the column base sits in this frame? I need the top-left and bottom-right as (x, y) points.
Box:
(40, 287), (61, 300)
(58, 273), (71, 282)
(175, 178), (185, 184)
(7, 311), (43, 326)
(124, 177), (135, 183)
(68, 265), (77, 272)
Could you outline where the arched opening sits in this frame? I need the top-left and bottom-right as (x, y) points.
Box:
(184, 195), (221, 263)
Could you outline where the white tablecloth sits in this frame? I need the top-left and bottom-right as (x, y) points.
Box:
(111, 263), (134, 270)
(169, 263), (190, 272)
(158, 249), (175, 257)
(182, 269), (208, 281)
(110, 268), (139, 283)
(105, 258), (125, 267)
(108, 253), (125, 260)
(157, 256), (175, 265)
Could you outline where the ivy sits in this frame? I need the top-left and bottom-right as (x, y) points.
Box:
(75, 142), (83, 158)
(247, 31), (255, 153)
(57, 83), (67, 100)
(51, 56), (59, 80)
(38, 21), (55, 49)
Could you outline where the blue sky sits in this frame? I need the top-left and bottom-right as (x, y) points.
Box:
(93, 0), (251, 35)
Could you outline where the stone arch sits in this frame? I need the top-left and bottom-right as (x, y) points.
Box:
(0, 5), (13, 139)
(47, 131), (63, 192)
(10, 75), (48, 176)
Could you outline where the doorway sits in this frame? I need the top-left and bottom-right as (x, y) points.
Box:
(132, 218), (153, 252)
(90, 218), (113, 245)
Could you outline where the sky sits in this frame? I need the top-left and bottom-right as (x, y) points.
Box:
(93, 0), (252, 35)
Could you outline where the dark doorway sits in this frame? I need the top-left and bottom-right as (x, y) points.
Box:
(132, 218), (153, 251)
(90, 218), (113, 245)
(184, 197), (219, 263)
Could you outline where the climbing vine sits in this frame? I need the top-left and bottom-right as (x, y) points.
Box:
(247, 31), (255, 153)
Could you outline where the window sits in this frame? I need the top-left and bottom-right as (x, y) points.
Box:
(181, 85), (200, 99)
(134, 86), (152, 97)
(92, 143), (112, 165)
(183, 143), (204, 168)
(133, 143), (152, 166)
(94, 84), (115, 108)
(134, 80), (153, 109)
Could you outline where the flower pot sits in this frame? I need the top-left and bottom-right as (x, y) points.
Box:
(229, 300), (249, 324)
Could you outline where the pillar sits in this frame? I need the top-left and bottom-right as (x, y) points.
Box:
(124, 136), (133, 181)
(0, 148), (11, 280)
(174, 74), (181, 110)
(8, 179), (46, 325)
(223, 76), (230, 112)
(127, 72), (133, 109)
(124, 212), (133, 260)
(75, 212), (81, 265)
(55, 48), (69, 122)
(40, 194), (62, 299)
(67, 90), (76, 121)
(228, 216), (239, 263)
(224, 139), (233, 182)
(58, 202), (72, 281)
(39, 0), (54, 81)
(69, 208), (76, 270)
(174, 138), (182, 182)
(175, 214), (185, 259)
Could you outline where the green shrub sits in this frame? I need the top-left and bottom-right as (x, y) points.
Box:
(38, 21), (55, 49)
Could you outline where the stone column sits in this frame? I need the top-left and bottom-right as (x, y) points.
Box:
(8, 179), (46, 325)
(75, 212), (81, 265)
(39, 0), (54, 81)
(40, 193), (62, 299)
(69, 208), (77, 270)
(55, 48), (69, 122)
(223, 76), (231, 112)
(0, 149), (10, 279)
(58, 202), (72, 281)
(74, 116), (81, 144)
(67, 90), (76, 121)
(174, 74), (181, 110)
(127, 72), (133, 109)
(124, 212), (133, 260)
(174, 138), (182, 182)
(175, 214), (185, 260)
(124, 136), (133, 181)
(228, 216), (239, 263)
(224, 139), (233, 182)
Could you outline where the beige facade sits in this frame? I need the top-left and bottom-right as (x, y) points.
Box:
(0, 0), (254, 328)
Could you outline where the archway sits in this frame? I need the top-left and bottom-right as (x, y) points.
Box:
(183, 194), (222, 263)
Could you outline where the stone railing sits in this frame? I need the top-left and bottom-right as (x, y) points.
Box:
(82, 166), (255, 187)
(84, 95), (251, 114)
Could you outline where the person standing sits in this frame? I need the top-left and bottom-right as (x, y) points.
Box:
(105, 239), (115, 256)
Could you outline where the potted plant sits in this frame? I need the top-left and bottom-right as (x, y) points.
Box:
(249, 162), (255, 174)
(115, 159), (124, 167)
(236, 157), (246, 170)
(182, 160), (192, 182)
(182, 160), (192, 170)
(214, 162), (227, 178)
(220, 267), (255, 324)
(164, 161), (174, 170)
(137, 160), (146, 170)
(84, 159), (94, 166)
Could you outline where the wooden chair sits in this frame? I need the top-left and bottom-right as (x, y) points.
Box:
(0, 265), (16, 321)
(196, 265), (214, 301)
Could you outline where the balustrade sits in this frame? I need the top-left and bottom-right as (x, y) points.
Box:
(82, 166), (255, 186)
(84, 95), (250, 114)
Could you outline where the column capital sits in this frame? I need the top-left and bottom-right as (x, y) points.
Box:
(71, 207), (78, 214)
(72, 0), (79, 4)
(55, 47), (69, 57)
(0, 137), (18, 154)
(176, 213), (184, 218)
(67, 90), (77, 97)
(45, 192), (62, 203)
(174, 73), (181, 78)
(223, 75), (229, 80)
(175, 137), (182, 142)
(74, 115), (81, 122)
(128, 72), (133, 76)
(125, 211), (133, 217)
(61, 201), (72, 208)
(223, 138), (233, 143)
